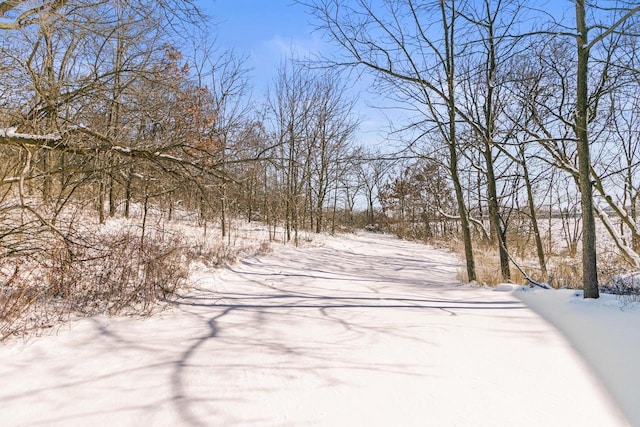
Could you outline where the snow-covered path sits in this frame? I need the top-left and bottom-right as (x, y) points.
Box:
(0, 232), (628, 426)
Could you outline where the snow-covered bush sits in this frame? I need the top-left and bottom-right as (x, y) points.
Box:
(46, 230), (188, 315)
(363, 223), (383, 233)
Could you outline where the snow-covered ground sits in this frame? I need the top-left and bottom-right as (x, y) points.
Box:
(516, 286), (640, 427)
(0, 232), (632, 426)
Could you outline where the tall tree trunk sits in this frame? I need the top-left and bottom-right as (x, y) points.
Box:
(41, 151), (51, 203)
(98, 175), (106, 224)
(368, 192), (375, 224)
(286, 127), (295, 242)
(331, 179), (338, 235)
(481, 3), (509, 281)
(124, 165), (133, 218)
(221, 185), (227, 238)
(575, 0), (599, 298)
(108, 155), (117, 218)
(443, 1), (476, 282)
(483, 144), (510, 280)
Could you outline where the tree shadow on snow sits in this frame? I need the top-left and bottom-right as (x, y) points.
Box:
(166, 282), (525, 425)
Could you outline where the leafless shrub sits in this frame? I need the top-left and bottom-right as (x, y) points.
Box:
(506, 219), (536, 260)
(1, 228), (188, 342)
(184, 240), (238, 267)
(48, 231), (188, 315)
(1, 260), (68, 340)
(599, 253), (640, 303)
(259, 240), (272, 253)
(546, 258), (583, 289)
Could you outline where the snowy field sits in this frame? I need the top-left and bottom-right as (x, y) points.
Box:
(0, 231), (635, 426)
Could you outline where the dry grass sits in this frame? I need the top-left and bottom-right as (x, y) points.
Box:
(185, 239), (239, 267)
(450, 239), (529, 287)
(546, 257), (582, 289)
(444, 232), (633, 290)
(183, 233), (274, 267)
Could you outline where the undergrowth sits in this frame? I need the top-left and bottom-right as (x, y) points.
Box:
(442, 236), (632, 291)
(0, 214), (276, 342)
(0, 228), (188, 342)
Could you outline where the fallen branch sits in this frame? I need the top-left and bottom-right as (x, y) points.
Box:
(497, 237), (551, 289)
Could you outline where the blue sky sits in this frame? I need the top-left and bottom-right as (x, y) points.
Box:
(193, 1), (620, 154)
(200, 1), (324, 93)
(196, 0), (389, 150)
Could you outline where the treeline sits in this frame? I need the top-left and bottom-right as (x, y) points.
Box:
(2, 0), (640, 305)
(304, 0), (640, 297)
(0, 1), (375, 337)
(0, 0), (370, 257)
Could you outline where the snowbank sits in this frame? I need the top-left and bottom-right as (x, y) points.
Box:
(515, 286), (640, 426)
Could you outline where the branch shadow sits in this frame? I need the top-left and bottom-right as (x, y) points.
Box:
(167, 283), (526, 425)
(1, 233), (530, 427)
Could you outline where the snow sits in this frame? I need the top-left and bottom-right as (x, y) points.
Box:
(111, 145), (132, 153)
(493, 283), (517, 292)
(516, 286), (640, 427)
(0, 127), (61, 141)
(0, 127), (17, 137)
(0, 231), (631, 426)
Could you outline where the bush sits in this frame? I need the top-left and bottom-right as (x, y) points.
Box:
(0, 229), (188, 342)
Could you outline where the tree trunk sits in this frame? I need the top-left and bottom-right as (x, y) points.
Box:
(108, 155), (117, 218)
(443, 2), (476, 282)
(520, 146), (547, 278)
(124, 165), (133, 219)
(221, 185), (226, 238)
(575, 0), (599, 298)
(480, 4), (509, 281)
(483, 144), (510, 280)
(98, 176), (106, 224)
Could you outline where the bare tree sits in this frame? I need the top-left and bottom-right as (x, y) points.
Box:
(455, 0), (533, 281)
(268, 59), (314, 243)
(356, 150), (392, 225)
(303, 0), (477, 281)
(539, 1), (640, 296)
(307, 71), (358, 233)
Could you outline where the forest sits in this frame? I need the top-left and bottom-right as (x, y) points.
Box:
(1, 0), (640, 339)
